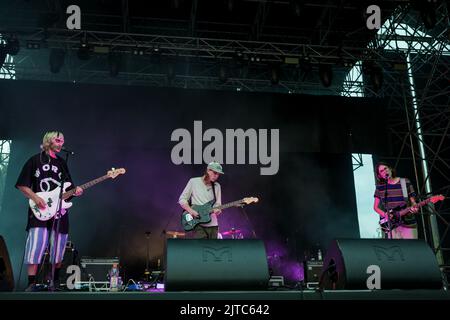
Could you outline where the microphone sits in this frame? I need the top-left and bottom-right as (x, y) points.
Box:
(61, 146), (75, 155)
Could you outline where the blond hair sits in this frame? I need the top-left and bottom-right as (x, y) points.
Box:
(41, 131), (63, 151)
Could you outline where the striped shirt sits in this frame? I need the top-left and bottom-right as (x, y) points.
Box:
(374, 178), (416, 210)
(374, 177), (417, 225)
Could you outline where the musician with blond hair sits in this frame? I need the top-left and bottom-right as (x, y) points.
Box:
(16, 131), (83, 291)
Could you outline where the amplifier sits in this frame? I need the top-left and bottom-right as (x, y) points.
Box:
(304, 260), (323, 284)
(80, 257), (119, 282)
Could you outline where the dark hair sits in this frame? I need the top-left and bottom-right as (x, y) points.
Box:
(375, 162), (397, 183)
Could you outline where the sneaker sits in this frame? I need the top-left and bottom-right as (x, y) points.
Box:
(24, 283), (39, 292)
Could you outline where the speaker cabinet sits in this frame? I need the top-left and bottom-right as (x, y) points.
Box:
(0, 235), (14, 292)
(165, 239), (269, 291)
(320, 239), (443, 290)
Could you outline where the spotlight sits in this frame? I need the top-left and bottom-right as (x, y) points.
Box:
(77, 35), (90, 60)
(171, 0), (181, 9)
(319, 64), (333, 87)
(290, 0), (303, 17)
(108, 52), (122, 77)
(49, 48), (65, 73)
(167, 62), (176, 82)
(218, 65), (228, 83)
(133, 47), (144, 55)
(363, 61), (383, 92)
(227, 0), (234, 12)
(6, 37), (20, 56)
(270, 65), (280, 85)
(26, 41), (41, 49)
(0, 47), (7, 69)
(413, 0), (437, 30)
(370, 65), (383, 92)
(234, 50), (244, 61)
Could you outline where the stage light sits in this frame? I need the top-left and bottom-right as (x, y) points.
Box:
(414, 0), (437, 30)
(370, 65), (383, 92)
(234, 49), (244, 61)
(133, 47), (144, 55)
(108, 52), (121, 77)
(270, 65), (280, 85)
(171, 0), (180, 9)
(290, 0), (303, 17)
(319, 64), (333, 87)
(49, 48), (65, 73)
(167, 62), (176, 82)
(26, 41), (41, 49)
(218, 65), (228, 83)
(5, 37), (20, 56)
(363, 61), (383, 92)
(0, 47), (7, 69)
(77, 35), (90, 60)
(227, 0), (234, 12)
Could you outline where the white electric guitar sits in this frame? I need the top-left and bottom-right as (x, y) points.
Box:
(30, 168), (126, 221)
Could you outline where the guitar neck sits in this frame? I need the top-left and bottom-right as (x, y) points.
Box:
(211, 200), (244, 212)
(400, 198), (432, 216)
(63, 175), (111, 199)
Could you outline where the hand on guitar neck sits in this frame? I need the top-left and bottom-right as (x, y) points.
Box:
(29, 167), (126, 221)
(181, 197), (259, 231)
(73, 186), (83, 197)
(380, 194), (445, 233)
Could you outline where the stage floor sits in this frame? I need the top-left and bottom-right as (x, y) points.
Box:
(1, 289), (449, 300)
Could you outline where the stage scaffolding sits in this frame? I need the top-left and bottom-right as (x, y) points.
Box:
(1, 1), (449, 285)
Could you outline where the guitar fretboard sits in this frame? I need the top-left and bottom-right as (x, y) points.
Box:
(209, 199), (245, 212)
(399, 198), (433, 216)
(63, 175), (111, 199)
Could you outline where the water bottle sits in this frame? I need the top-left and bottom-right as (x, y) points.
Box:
(110, 263), (119, 292)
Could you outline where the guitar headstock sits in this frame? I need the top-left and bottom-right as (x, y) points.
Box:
(431, 194), (445, 203)
(242, 197), (259, 205)
(107, 168), (126, 179)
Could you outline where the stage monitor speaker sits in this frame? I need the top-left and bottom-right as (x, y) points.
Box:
(320, 239), (443, 290)
(165, 239), (269, 291)
(0, 235), (14, 292)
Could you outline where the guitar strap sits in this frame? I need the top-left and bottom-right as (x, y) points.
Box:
(211, 182), (217, 206)
(400, 178), (409, 203)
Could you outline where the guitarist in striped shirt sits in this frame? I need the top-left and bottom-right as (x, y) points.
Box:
(373, 162), (419, 239)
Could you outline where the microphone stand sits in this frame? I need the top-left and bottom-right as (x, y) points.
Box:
(383, 177), (393, 240)
(238, 204), (257, 239)
(144, 231), (151, 282)
(49, 150), (71, 291)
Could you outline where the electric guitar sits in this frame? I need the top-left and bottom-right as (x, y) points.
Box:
(379, 194), (444, 233)
(30, 168), (126, 221)
(181, 197), (259, 231)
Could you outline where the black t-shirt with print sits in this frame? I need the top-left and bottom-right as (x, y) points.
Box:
(15, 152), (75, 233)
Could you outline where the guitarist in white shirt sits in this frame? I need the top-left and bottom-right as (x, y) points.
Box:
(178, 162), (224, 239)
(15, 131), (83, 291)
(373, 162), (419, 239)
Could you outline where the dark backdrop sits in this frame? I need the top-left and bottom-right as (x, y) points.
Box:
(0, 80), (387, 285)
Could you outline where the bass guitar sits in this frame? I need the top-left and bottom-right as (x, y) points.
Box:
(379, 194), (444, 233)
(181, 197), (259, 231)
(30, 168), (126, 221)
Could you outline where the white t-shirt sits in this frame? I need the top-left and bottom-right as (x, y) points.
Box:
(179, 177), (222, 227)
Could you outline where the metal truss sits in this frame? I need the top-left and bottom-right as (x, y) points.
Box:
(354, 1), (450, 284)
(0, 140), (12, 214)
(1, 0), (450, 282)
